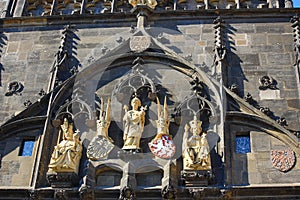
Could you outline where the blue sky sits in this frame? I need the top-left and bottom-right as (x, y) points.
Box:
(294, 0), (300, 7)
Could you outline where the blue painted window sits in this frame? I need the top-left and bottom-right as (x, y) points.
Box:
(20, 139), (35, 156)
(236, 135), (251, 154)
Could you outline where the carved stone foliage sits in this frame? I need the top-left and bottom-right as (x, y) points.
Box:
(244, 92), (258, 108)
(213, 16), (227, 74)
(38, 89), (46, 96)
(24, 100), (33, 107)
(291, 15), (300, 66)
(271, 149), (296, 172)
(219, 189), (232, 200)
(5, 81), (23, 96)
(229, 84), (239, 95)
(119, 186), (136, 200)
(258, 75), (278, 90)
(243, 92), (289, 126)
(52, 25), (80, 85)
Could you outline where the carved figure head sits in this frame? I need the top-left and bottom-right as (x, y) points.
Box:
(189, 115), (203, 135)
(61, 118), (74, 140)
(130, 96), (142, 110)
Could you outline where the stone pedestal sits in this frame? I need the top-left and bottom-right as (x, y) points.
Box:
(47, 172), (79, 188)
(181, 170), (213, 187)
(259, 90), (281, 100)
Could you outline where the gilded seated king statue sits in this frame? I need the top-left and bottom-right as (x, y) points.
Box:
(48, 118), (82, 174)
(182, 116), (211, 171)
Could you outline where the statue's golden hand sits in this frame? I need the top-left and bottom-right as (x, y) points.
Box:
(184, 124), (189, 132)
(59, 148), (65, 153)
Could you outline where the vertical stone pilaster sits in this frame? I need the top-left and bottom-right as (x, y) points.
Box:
(290, 15), (300, 99)
(12, 0), (25, 17)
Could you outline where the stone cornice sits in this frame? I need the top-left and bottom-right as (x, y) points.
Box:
(0, 8), (299, 28)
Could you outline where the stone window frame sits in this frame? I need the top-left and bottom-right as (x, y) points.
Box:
(235, 132), (251, 154)
(18, 137), (35, 156)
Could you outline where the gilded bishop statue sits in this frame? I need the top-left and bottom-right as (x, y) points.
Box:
(122, 96), (147, 150)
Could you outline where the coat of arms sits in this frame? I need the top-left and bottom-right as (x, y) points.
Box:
(271, 149), (295, 172)
(148, 97), (176, 159)
(149, 134), (176, 159)
(87, 136), (114, 160)
(129, 36), (151, 53)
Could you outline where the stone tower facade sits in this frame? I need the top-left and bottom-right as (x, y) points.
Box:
(0, 0), (299, 199)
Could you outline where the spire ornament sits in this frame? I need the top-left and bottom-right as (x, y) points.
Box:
(87, 98), (114, 160)
(148, 96), (176, 159)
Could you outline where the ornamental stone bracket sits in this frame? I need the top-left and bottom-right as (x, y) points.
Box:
(47, 172), (80, 188)
(181, 170), (214, 187)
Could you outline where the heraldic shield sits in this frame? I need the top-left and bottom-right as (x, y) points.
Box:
(271, 149), (296, 172)
(149, 134), (176, 159)
(87, 136), (114, 160)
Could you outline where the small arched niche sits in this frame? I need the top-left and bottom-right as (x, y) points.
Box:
(136, 168), (163, 189)
(95, 166), (122, 188)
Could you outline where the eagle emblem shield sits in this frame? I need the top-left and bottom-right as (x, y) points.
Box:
(270, 149), (295, 172)
(87, 136), (114, 160)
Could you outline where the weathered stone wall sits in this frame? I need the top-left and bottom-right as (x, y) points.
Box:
(232, 131), (300, 185)
(0, 130), (40, 186)
(0, 13), (299, 189)
(231, 22), (299, 130)
(1, 19), (299, 128)
(0, 25), (133, 125)
(0, 0), (8, 16)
